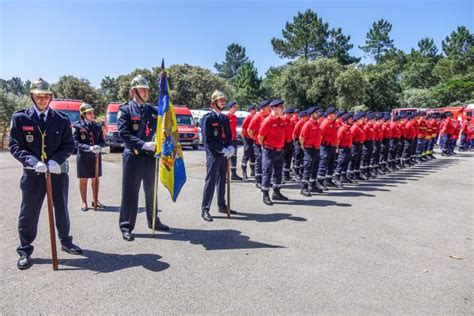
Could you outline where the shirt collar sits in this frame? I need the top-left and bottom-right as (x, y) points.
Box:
(33, 105), (49, 120)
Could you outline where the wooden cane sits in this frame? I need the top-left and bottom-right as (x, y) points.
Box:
(152, 157), (159, 236)
(226, 159), (231, 219)
(45, 171), (59, 270)
(93, 153), (99, 211)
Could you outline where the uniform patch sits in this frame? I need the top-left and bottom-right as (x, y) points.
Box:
(133, 124), (139, 131)
(212, 123), (219, 127)
(22, 126), (34, 132)
(26, 135), (34, 142)
(132, 116), (141, 120)
(80, 128), (87, 132)
(81, 134), (86, 140)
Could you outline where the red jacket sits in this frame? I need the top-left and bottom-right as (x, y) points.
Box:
(451, 120), (460, 140)
(226, 112), (238, 140)
(259, 116), (285, 149)
(338, 124), (352, 148)
(373, 123), (383, 141)
(320, 118), (339, 146)
(283, 116), (296, 142)
(440, 118), (454, 136)
(293, 117), (309, 140)
(241, 113), (254, 138)
(404, 121), (417, 139)
(467, 119), (474, 140)
(350, 123), (366, 144)
(382, 122), (392, 139)
(300, 119), (321, 148)
(363, 122), (375, 141)
(248, 112), (267, 143)
(417, 119), (428, 139)
(390, 121), (402, 139)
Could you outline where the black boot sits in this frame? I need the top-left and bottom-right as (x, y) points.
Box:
(332, 176), (343, 188)
(300, 183), (311, 197)
(310, 182), (323, 193)
(231, 171), (243, 181)
(355, 172), (365, 181)
(262, 191), (273, 205)
(272, 188), (289, 201)
(250, 165), (255, 177)
(284, 172), (292, 182)
(325, 178), (337, 188)
(242, 166), (248, 180)
(318, 178), (328, 190)
(342, 174), (353, 183)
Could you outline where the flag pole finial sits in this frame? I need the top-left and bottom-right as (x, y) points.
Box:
(161, 58), (165, 71)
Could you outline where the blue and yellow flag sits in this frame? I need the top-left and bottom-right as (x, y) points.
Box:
(155, 61), (186, 202)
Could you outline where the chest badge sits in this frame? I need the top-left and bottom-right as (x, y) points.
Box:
(81, 133), (86, 140)
(133, 124), (139, 131)
(26, 134), (34, 143)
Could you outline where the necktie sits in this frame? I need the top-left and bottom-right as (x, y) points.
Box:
(39, 113), (46, 131)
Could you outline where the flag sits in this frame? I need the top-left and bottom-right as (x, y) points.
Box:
(155, 60), (186, 202)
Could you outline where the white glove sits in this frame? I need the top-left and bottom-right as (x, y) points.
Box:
(48, 160), (61, 174)
(34, 161), (48, 173)
(221, 147), (230, 157)
(226, 146), (235, 157)
(142, 142), (156, 152)
(92, 145), (102, 154)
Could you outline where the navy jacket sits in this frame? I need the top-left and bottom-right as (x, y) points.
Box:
(9, 106), (75, 168)
(201, 110), (231, 156)
(117, 100), (157, 151)
(73, 119), (105, 153)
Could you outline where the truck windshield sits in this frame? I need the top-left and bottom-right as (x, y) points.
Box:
(176, 114), (195, 126)
(107, 112), (118, 124)
(59, 110), (81, 124)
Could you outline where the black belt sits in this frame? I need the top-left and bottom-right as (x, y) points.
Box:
(263, 145), (283, 152)
(322, 142), (336, 146)
(304, 145), (320, 149)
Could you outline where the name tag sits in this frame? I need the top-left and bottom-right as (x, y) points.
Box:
(132, 116), (141, 120)
(22, 126), (34, 132)
(212, 123), (219, 127)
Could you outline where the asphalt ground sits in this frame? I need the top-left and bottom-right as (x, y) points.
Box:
(0, 147), (472, 314)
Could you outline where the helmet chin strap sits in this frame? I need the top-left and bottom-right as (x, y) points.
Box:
(133, 89), (146, 104)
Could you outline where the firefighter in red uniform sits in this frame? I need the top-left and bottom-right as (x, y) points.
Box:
(348, 112), (366, 181)
(467, 116), (474, 150)
(402, 114), (417, 166)
(379, 113), (392, 173)
(282, 108), (296, 181)
(240, 104), (257, 179)
(317, 107), (339, 189)
(450, 118), (461, 155)
(361, 112), (376, 178)
(388, 114), (402, 171)
(415, 112), (428, 162)
(334, 113), (354, 186)
(258, 99), (288, 205)
(225, 101), (243, 180)
(299, 107), (323, 196)
(427, 114), (439, 159)
(292, 111), (309, 180)
(370, 113), (384, 176)
(440, 112), (454, 155)
(248, 100), (271, 187)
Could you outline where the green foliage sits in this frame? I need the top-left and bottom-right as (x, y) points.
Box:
(52, 76), (106, 112)
(362, 61), (401, 111)
(335, 65), (366, 110)
(167, 64), (232, 108)
(360, 19), (395, 63)
(260, 65), (287, 100)
(399, 88), (439, 108)
(0, 89), (30, 148)
(0, 77), (30, 96)
(430, 74), (474, 106)
(442, 26), (474, 58)
(214, 43), (249, 80)
(232, 62), (261, 106)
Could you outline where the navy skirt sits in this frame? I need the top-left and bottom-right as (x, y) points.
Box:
(76, 151), (102, 178)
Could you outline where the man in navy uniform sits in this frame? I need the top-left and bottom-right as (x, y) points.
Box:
(200, 90), (236, 221)
(118, 75), (169, 241)
(9, 78), (82, 270)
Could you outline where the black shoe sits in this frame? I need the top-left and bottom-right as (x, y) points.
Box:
(231, 173), (243, 181)
(355, 173), (365, 181)
(342, 175), (353, 183)
(61, 243), (83, 255)
(92, 201), (106, 210)
(17, 255), (33, 270)
(148, 220), (170, 231)
(242, 168), (248, 180)
(300, 188), (311, 197)
(333, 179), (343, 188)
(255, 182), (262, 189)
(430, 154), (437, 159)
(284, 175), (293, 182)
(218, 208), (238, 215)
(318, 179), (328, 190)
(272, 189), (289, 201)
(122, 231), (135, 241)
(263, 193), (273, 205)
(250, 168), (255, 177)
(325, 179), (337, 188)
(309, 184), (323, 193)
(201, 210), (213, 222)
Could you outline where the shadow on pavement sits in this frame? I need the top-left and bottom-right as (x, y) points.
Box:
(34, 249), (170, 273)
(135, 228), (284, 250)
(213, 211), (307, 222)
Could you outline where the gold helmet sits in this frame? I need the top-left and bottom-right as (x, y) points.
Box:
(130, 75), (150, 91)
(79, 102), (94, 116)
(211, 90), (226, 103)
(30, 78), (53, 95)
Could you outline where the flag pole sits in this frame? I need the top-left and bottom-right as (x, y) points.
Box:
(152, 58), (166, 237)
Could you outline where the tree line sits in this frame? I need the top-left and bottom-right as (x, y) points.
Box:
(1, 9), (473, 122)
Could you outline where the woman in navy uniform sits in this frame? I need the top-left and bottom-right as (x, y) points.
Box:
(73, 102), (106, 211)
(9, 78), (82, 270)
(117, 75), (169, 241)
(200, 90), (235, 221)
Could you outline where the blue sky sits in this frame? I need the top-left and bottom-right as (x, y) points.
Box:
(0, 0), (472, 86)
